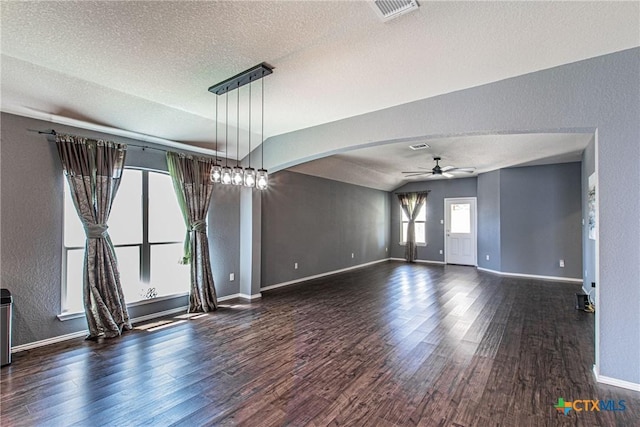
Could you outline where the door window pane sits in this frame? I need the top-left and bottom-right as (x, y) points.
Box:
(150, 243), (190, 297)
(109, 170), (143, 245)
(148, 173), (185, 243)
(450, 203), (471, 234)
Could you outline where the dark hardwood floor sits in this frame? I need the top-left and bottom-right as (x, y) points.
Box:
(1, 261), (639, 426)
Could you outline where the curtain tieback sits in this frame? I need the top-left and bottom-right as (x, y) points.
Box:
(190, 220), (207, 234)
(84, 223), (108, 239)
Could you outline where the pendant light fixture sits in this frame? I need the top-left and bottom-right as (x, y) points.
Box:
(256, 75), (268, 190)
(208, 63), (273, 190)
(220, 91), (232, 184)
(210, 95), (222, 183)
(244, 77), (256, 187)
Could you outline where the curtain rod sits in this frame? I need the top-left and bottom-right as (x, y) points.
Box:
(394, 190), (431, 195)
(29, 128), (182, 154)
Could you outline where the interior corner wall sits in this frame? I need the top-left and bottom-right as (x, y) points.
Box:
(581, 136), (596, 297)
(499, 163), (583, 279)
(477, 170), (501, 271)
(390, 177), (477, 262)
(261, 170), (390, 287)
(0, 112), (239, 347)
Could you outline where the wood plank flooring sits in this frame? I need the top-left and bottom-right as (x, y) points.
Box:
(1, 261), (639, 426)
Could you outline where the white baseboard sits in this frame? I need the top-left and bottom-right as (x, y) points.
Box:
(12, 292), (249, 354)
(239, 293), (262, 300)
(261, 258), (390, 292)
(477, 266), (582, 283)
(390, 257), (446, 265)
(217, 293), (240, 302)
(11, 330), (89, 353)
(12, 305), (189, 353)
(593, 365), (640, 391)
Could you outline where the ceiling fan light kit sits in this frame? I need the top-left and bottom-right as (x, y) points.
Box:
(402, 156), (475, 180)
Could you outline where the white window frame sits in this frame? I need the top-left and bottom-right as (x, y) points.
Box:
(60, 168), (188, 318)
(400, 203), (427, 246)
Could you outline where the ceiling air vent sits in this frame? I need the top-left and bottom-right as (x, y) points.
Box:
(409, 143), (430, 150)
(371, 0), (419, 22)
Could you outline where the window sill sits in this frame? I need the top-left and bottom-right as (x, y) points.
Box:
(57, 292), (189, 322)
(399, 242), (427, 247)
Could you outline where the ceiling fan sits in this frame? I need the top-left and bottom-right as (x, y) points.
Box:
(402, 157), (475, 179)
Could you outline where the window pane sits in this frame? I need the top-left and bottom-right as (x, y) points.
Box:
(401, 222), (408, 243)
(64, 249), (85, 313)
(150, 243), (190, 297)
(415, 222), (426, 244)
(149, 173), (185, 243)
(116, 246), (143, 302)
(450, 203), (471, 234)
(109, 170), (143, 245)
(401, 208), (408, 221)
(63, 179), (86, 248)
(415, 204), (426, 221)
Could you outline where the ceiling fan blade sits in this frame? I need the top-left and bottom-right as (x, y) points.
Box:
(402, 171), (426, 174)
(441, 166), (455, 172)
(443, 172), (455, 178)
(451, 167), (475, 173)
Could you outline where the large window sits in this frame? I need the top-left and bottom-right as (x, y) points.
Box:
(63, 169), (189, 314)
(400, 203), (426, 245)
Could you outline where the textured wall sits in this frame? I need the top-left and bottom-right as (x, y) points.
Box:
(0, 113), (239, 346)
(477, 170), (502, 271)
(499, 163), (582, 279)
(390, 178), (478, 262)
(261, 170), (390, 287)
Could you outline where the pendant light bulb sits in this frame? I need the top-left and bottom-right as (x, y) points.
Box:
(256, 169), (268, 190)
(211, 164), (222, 183)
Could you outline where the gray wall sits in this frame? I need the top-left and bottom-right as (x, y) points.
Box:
(390, 177), (477, 262)
(261, 170), (390, 287)
(581, 137), (596, 296)
(499, 163), (582, 279)
(0, 112), (240, 346)
(264, 49), (640, 384)
(477, 170), (501, 271)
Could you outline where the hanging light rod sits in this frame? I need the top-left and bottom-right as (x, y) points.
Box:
(208, 63), (274, 96)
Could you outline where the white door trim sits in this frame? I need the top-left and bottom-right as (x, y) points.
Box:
(444, 197), (477, 266)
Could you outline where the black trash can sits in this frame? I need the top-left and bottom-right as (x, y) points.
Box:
(1, 289), (12, 366)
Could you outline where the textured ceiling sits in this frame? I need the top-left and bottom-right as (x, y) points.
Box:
(1, 1), (638, 188)
(289, 133), (594, 191)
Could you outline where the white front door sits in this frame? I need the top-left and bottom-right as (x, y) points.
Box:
(445, 197), (477, 266)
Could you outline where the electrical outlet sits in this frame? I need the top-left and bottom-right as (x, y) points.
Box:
(559, 259), (565, 268)
(385, 247), (388, 252)
(294, 262), (298, 270)
(229, 273), (234, 281)
(439, 250), (443, 255)
(591, 282), (596, 288)
(440, 219), (444, 225)
(486, 255), (490, 261)
(351, 253), (355, 258)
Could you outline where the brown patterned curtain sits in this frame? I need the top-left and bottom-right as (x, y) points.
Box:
(56, 134), (131, 339)
(166, 152), (218, 312)
(397, 191), (429, 262)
